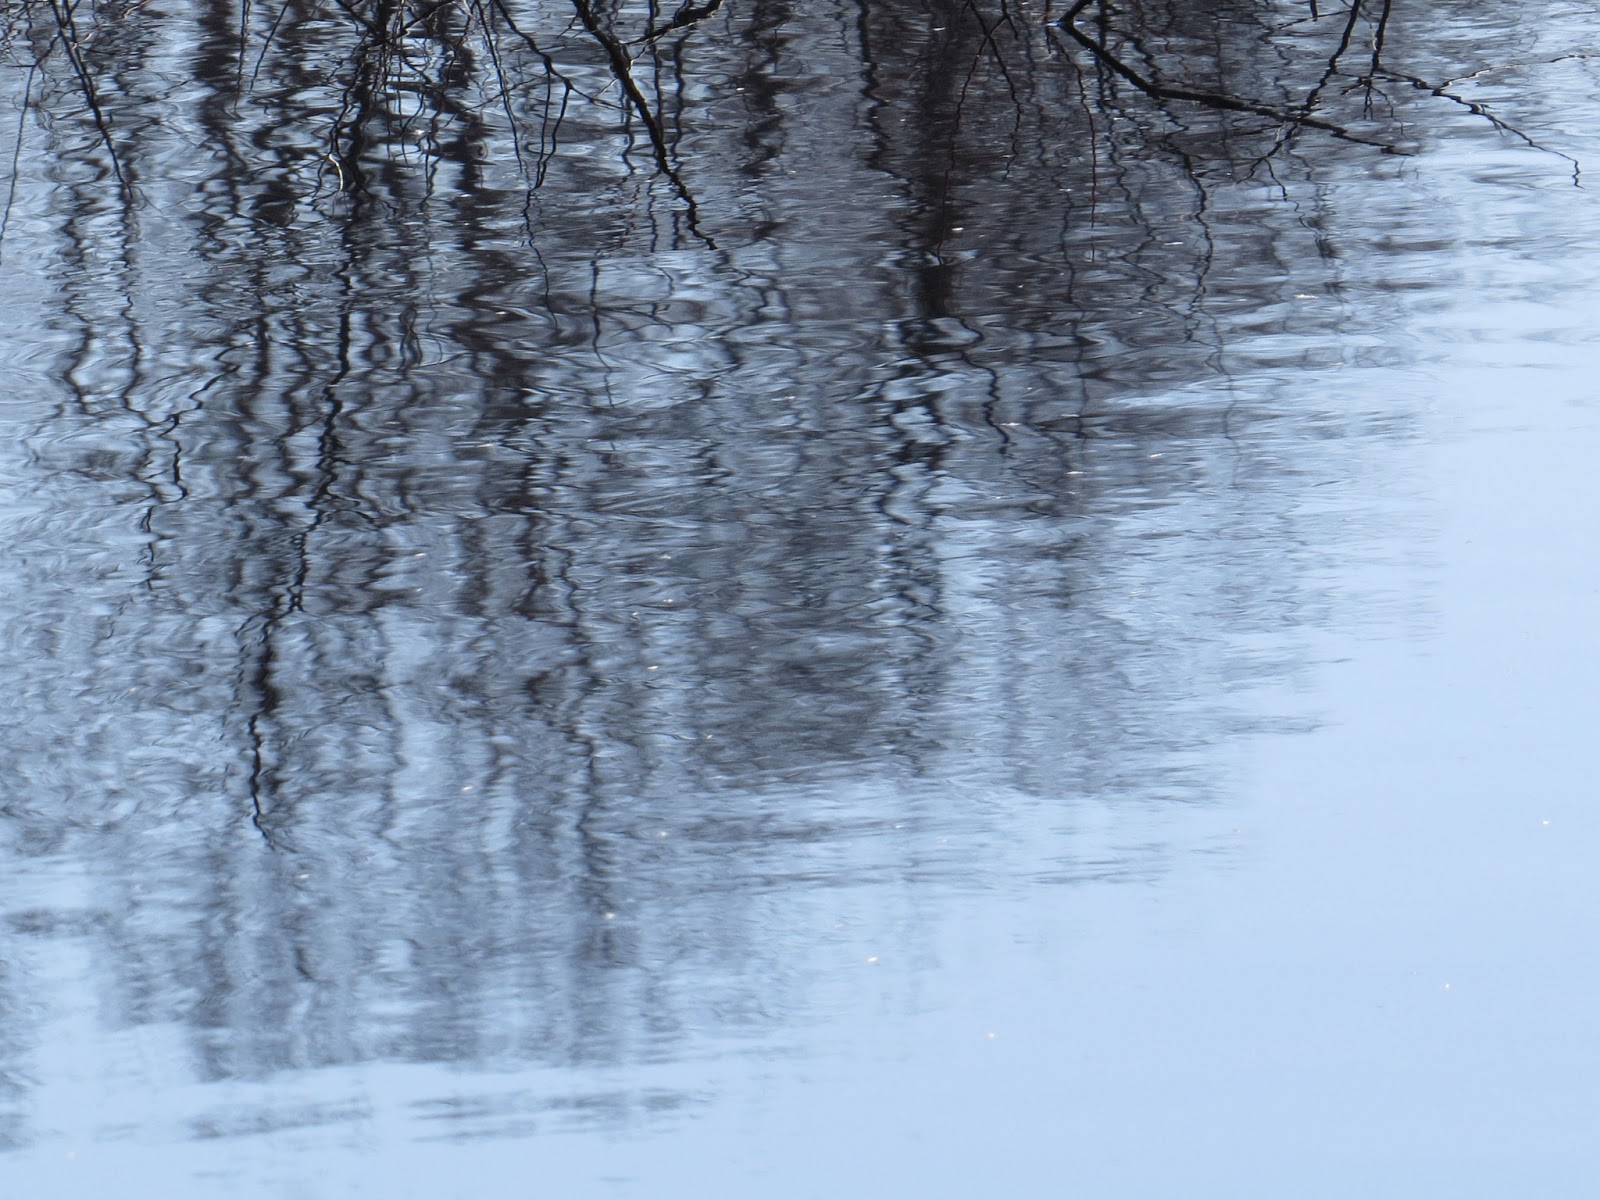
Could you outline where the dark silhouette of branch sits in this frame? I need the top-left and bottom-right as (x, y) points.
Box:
(639, 0), (725, 44)
(1056, 0), (1402, 154)
(45, 0), (130, 185)
(1383, 67), (1582, 185)
(1369, 0), (1393, 79)
(248, 2), (294, 92)
(0, 63), (31, 260)
(569, 0), (714, 245)
(1260, 0), (1385, 160)
(959, 0), (1020, 109)
(479, 0), (587, 187)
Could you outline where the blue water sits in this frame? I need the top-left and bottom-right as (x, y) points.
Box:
(1, 0), (1597, 1194)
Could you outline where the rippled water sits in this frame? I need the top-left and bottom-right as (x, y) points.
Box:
(1, 0), (1597, 1194)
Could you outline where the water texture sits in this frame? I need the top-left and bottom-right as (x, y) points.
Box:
(0, 1), (1596, 1195)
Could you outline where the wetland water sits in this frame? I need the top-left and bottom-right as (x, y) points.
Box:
(1, 0), (1597, 1194)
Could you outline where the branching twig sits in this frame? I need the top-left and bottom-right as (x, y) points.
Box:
(638, 0), (724, 44)
(1056, 0), (1402, 153)
(1383, 67), (1581, 185)
(569, 0), (714, 245)
(46, 0), (130, 184)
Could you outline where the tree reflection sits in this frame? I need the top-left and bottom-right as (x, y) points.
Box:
(4, 0), (1525, 219)
(0, 0), (1558, 1153)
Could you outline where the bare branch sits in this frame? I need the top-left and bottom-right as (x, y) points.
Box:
(1055, 0), (1404, 154)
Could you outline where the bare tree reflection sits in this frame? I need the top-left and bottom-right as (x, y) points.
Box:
(1057, 0), (1396, 150)
(0, 0), (1574, 1156)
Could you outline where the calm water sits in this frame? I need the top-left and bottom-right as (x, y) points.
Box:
(1, 1), (1597, 1195)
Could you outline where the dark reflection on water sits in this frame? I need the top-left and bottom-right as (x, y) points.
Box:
(0, 0), (1587, 1172)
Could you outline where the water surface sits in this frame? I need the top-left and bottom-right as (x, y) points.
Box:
(1, 1), (1597, 1194)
